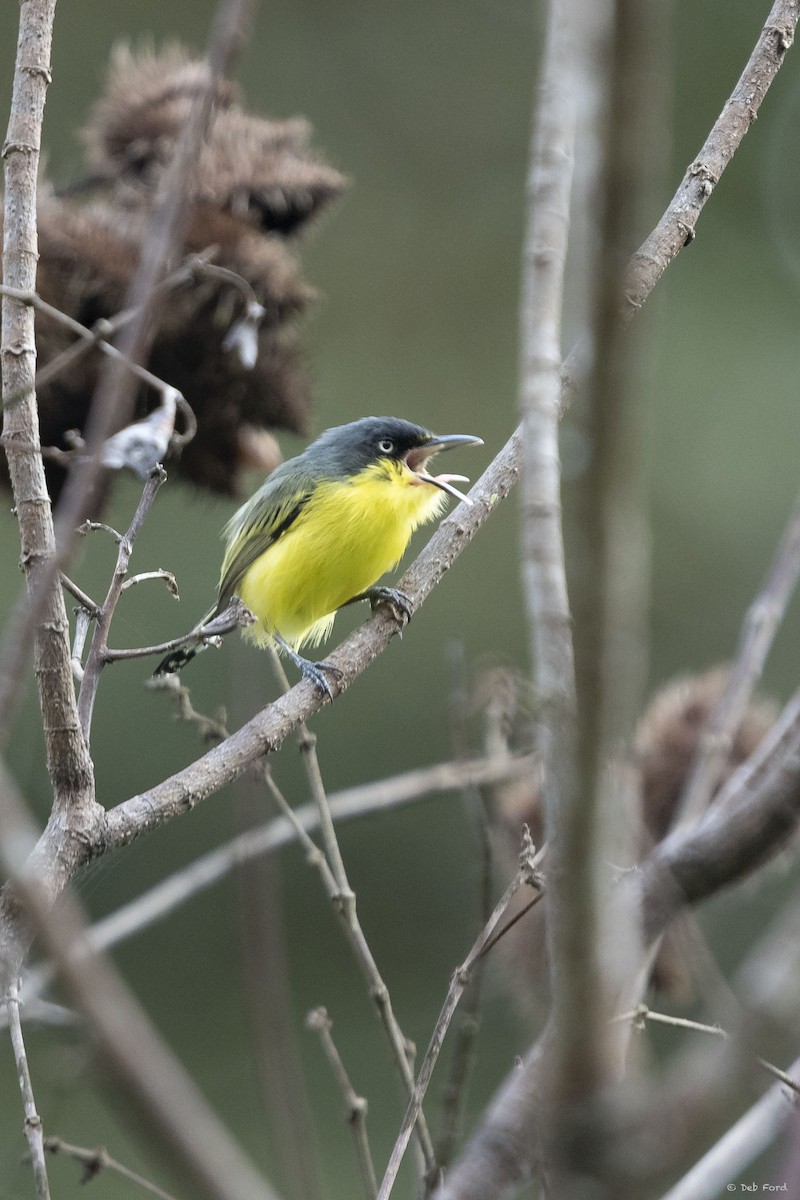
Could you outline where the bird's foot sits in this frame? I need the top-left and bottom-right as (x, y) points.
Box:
(300, 657), (343, 701)
(274, 634), (343, 701)
(361, 586), (414, 625)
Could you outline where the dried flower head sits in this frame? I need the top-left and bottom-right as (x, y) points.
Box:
(490, 668), (776, 1014)
(1, 43), (347, 507)
(81, 43), (346, 234)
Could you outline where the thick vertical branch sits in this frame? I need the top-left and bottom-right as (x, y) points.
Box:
(518, 0), (607, 1141)
(1, 3), (95, 802)
(567, 0), (663, 1058)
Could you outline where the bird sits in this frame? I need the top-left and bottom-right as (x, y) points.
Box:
(153, 416), (483, 694)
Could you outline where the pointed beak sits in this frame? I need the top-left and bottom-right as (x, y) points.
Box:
(406, 434), (483, 505)
(425, 434), (484, 453)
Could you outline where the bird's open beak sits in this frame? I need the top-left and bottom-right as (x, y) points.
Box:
(405, 434), (484, 505)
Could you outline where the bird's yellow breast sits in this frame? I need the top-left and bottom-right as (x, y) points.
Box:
(237, 461), (447, 649)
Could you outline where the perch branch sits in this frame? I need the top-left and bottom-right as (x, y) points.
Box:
(107, 596), (253, 662)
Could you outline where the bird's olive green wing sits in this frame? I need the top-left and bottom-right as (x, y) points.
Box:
(215, 468), (316, 612)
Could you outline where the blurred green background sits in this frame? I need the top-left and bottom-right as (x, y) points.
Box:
(2, 1), (800, 1196)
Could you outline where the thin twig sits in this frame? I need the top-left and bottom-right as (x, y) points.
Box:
(624, 0), (799, 313)
(677, 488), (800, 827)
(266, 648), (438, 1184)
(6, 981), (51, 1200)
(435, 648), (497, 1170)
(121, 570), (180, 598)
(60, 573), (101, 618)
(307, 1007), (378, 1200)
(108, 597), (254, 662)
(43, 1136), (178, 1200)
(231, 753), (322, 1200)
(377, 835), (545, 1200)
(0, 284), (186, 415)
(158, 674), (230, 743)
(613, 1004), (800, 1095)
(77, 468), (167, 741)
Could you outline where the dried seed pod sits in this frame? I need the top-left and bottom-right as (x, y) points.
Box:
(491, 668), (776, 1015)
(1, 43), (348, 508)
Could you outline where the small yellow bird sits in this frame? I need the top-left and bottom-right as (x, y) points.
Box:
(154, 416), (482, 693)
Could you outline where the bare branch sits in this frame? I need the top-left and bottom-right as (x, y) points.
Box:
(43, 1136), (178, 1200)
(377, 836), (544, 1200)
(262, 652), (437, 1182)
(676, 488), (800, 826)
(0, 285), (186, 420)
(611, 1004), (799, 1095)
(6, 980), (51, 1200)
(307, 1007), (378, 1200)
(1, 0), (95, 813)
(77, 468), (167, 740)
(17, 753), (533, 1008)
(625, 0), (798, 312)
(108, 597), (254, 662)
(639, 686), (800, 940)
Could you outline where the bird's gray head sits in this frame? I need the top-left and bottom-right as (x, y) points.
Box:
(306, 416), (483, 502)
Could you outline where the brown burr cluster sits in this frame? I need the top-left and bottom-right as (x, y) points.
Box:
(5, 44), (347, 501)
(490, 668), (776, 1012)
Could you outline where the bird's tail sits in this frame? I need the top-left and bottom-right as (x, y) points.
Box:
(152, 642), (206, 677)
(152, 608), (216, 677)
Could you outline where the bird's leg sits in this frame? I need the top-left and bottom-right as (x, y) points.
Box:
(339, 586), (413, 625)
(273, 633), (343, 701)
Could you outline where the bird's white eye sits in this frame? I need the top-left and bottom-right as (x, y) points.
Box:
(378, 438), (394, 453)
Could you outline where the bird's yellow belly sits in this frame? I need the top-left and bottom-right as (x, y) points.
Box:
(237, 470), (446, 649)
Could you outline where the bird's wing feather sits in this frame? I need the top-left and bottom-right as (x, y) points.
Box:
(215, 468), (315, 611)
